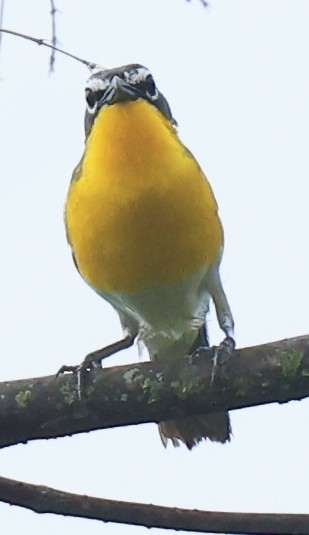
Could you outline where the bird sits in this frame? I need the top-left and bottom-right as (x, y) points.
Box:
(64, 64), (234, 449)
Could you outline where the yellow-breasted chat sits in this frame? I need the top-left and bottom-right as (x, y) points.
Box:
(64, 64), (234, 449)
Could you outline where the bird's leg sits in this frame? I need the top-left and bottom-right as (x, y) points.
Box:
(58, 334), (136, 375)
(81, 333), (136, 370)
(57, 334), (136, 398)
(211, 334), (235, 383)
(190, 268), (235, 381)
(209, 269), (235, 382)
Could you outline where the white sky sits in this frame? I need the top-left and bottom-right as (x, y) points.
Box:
(0, 1), (308, 534)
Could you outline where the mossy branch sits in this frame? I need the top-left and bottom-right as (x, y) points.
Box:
(0, 335), (308, 449)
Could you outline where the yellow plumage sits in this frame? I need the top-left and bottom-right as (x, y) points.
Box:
(65, 100), (223, 294)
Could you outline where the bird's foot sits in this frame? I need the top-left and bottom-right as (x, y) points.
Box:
(56, 354), (102, 400)
(189, 336), (235, 383)
(211, 336), (235, 383)
(56, 334), (136, 399)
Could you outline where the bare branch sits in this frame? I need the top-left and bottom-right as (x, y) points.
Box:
(187, 0), (209, 7)
(0, 335), (308, 449)
(0, 474), (307, 534)
(0, 28), (101, 71)
(0, 0), (5, 72)
(49, 0), (57, 73)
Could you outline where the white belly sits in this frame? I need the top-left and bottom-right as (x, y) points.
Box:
(99, 264), (211, 357)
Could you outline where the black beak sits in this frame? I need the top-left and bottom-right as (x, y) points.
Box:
(98, 75), (141, 108)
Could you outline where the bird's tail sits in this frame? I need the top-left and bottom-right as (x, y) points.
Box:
(158, 325), (232, 449)
(159, 412), (231, 449)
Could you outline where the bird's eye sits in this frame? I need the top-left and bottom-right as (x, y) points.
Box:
(85, 89), (97, 110)
(138, 75), (158, 99)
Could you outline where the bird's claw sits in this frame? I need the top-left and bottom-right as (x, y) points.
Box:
(56, 356), (100, 377)
(56, 335), (136, 396)
(211, 336), (235, 384)
(189, 346), (206, 364)
(56, 355), (101, 400)
(56, 364), (79, 376)
(219, 335), (235, 353)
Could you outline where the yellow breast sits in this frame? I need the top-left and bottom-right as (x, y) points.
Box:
(65, 100), (223, 294)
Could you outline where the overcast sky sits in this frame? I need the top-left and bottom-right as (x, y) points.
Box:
(0, 1), (308, 534)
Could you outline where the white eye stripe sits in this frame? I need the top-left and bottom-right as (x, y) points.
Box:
(86, 67), (152, 93)
(85, 77), (109, 92)
(124, 66), (151, 85)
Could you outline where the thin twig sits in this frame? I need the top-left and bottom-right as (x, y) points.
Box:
(187, 0), (209, 7)
(49, 0), (57, 72)
(0, 0), (4, 43)
(0, 28), (101, 71)
(0, 0), (5, 71)
(0, 475), (308, 534)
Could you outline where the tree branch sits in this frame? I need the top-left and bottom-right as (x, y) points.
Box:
(187, 0), (209, 7)
(0, 0), (5, 72)
(0, 335), (308, 449)
(0, 28), (100, 70)
(0, 475), (308, 534)
(49, 0), (57, 72)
